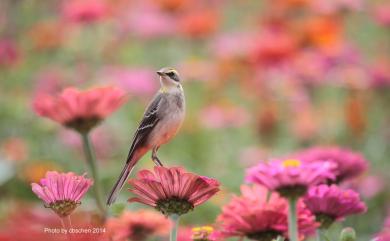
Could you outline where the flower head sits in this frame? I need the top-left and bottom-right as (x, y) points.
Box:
(373, 3), (390, 27)
(250, 27), (297, 67)
(106, 210), (170, 241)
(62, 0), (109, 24)
(297, 147), (368, 183)
(375, 215), (390, 241)
(200, 103), (249, 129)
(33, 86), (126, 133)
(31, 171), (93, 217)
(0, 39), (20, 67)
(303, 184), (367, 229)
(178, 227), (193, 241)
(246, 159), (335, 199)
(101, 67), (158, 97)
(216, 185), (318, 241)
(128, 166), (220, 216)
(178, 10), (219, 39)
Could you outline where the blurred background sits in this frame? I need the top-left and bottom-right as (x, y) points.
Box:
(0, 0), (389, 240)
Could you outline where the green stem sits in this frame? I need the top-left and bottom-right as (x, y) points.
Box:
(170, 214), (180, 241)
(288, 197), (298, 241)
(80, 132), (106, 217)
(316, 229), (322, 241)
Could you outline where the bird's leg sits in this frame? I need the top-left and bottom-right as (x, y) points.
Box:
(152, 146), (163, 166)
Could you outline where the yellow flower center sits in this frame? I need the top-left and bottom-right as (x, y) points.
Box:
(192, 226), (214, 240)
(282, 159), (301, 168)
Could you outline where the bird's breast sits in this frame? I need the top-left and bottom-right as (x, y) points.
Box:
(148, 97), (185, 147)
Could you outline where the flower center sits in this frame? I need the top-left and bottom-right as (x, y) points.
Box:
(276, 185), (308, 199)
(315, 213), (336, 229)
(155, 197), (194, 216)
(129, 224), (154, 241)
(47, 199), (80, 217)
(65, 117), (101, 134)
(192, 226), (214, 241)
(282, 159), (301, 168)
(247, 230), (283, 241)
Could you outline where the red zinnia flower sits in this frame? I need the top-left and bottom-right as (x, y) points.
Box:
(216, 185), (318, 241)
(128, 166), (220, 216)
(31, 171), (93, 217)
(303, 184), (367, 228)
(106, 210), (170, 241)
(33, 86), (126, 133)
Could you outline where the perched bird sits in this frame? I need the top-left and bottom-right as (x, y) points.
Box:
(107, 67), (186, 205)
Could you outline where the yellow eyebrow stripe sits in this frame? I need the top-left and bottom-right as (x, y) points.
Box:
(167, 69), (178, 75)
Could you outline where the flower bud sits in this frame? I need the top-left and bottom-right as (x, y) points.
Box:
(340, 227), (356, 241)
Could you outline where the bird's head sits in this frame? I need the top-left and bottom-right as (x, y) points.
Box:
(156, 67), (182, 91)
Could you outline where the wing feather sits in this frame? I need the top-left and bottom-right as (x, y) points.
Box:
(125, 94), (163, 163)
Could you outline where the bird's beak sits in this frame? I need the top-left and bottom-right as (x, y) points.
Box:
(156, 71), (164, 76)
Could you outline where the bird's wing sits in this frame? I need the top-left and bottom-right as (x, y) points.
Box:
(125, 93), (164, 163)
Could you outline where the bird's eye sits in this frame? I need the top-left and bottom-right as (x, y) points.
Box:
(166, 71), (179, 82)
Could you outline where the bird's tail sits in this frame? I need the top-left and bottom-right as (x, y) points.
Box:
(106, 160), (136, 206)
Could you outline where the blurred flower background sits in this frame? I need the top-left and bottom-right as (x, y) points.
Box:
(0, 0), (389, 240)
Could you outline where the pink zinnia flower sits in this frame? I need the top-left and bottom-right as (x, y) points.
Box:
(106, 210), (170, 241)
(250, 27), (297, 67)
(199, 104), (249, 129)
(246, 159), (335, 198)
(0, 39), (20, 67)
(216, 185), (318, 241)
(31, 171), (93, 217)
(178, 227), (193, 241)
(373, 4), (390, 27)
(61, 0), (109, 24)
(342, 175), (385, 198)
(375, 215), (390, 241)
(33, 86), (126, 133)
(369, 59), (390, 88)
(304, 184), (367, 229)
(117, 2), (176, 39)
(100, 67), (158, 97)
(297, 147), (368, 183)
(310, 0), (363, 14)
(128, 166), (220, 216)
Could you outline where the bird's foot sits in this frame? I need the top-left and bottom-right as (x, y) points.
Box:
(152, 156), (164, 167)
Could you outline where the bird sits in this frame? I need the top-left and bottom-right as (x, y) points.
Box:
(106, 67), (186, 206)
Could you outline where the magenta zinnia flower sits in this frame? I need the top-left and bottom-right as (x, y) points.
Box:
(33, 86), (126, 133)
(303, 184), (367, 229)
(31, 171), (93, 217)
(246, 159), (335, 198)
(297, 146), (368, 183)
(216, 185), (318, 241)
(128, 166), (220, 216)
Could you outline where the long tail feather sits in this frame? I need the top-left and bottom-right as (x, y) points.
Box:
(106, 161), (136, 206)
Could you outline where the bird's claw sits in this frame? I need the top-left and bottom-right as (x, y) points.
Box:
(152, 156), (164, 166)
